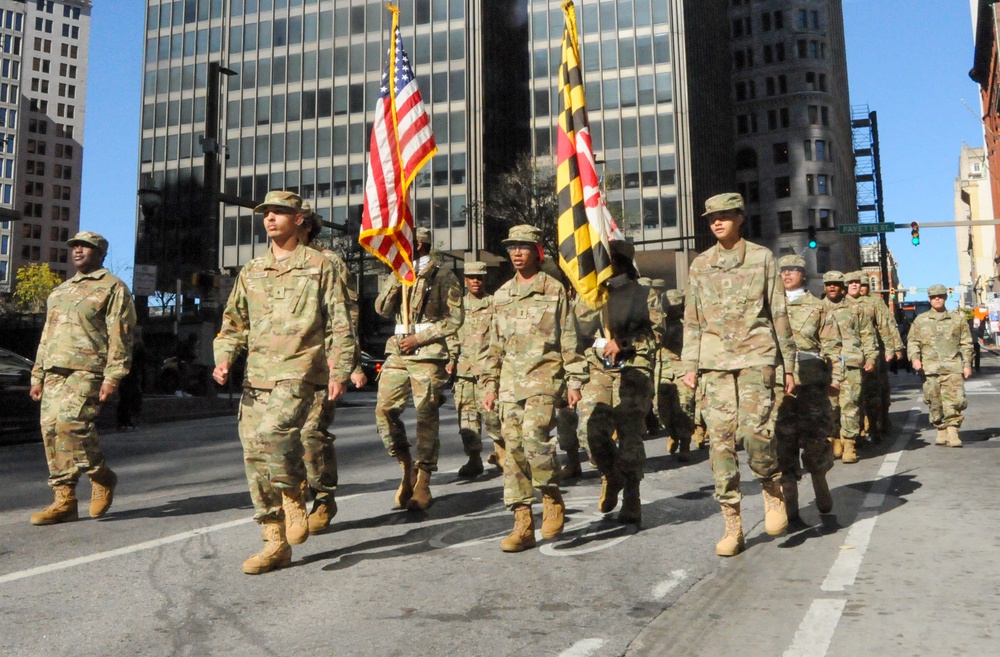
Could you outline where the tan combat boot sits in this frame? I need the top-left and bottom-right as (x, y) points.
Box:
(598, 470), (624, 513)
(30, 485), (78, 526)
(394, 453), (414, 508)
(500, 505), (536, 552)
(408, 468), (433, 511)
(307, 496), (337, 533)
(541, 488), (565, 539)
(715, 503), (745, 557)
(781, 480), (799, 522)
(666, 436), (679, 455)
(812, 472), (833, 514)
(89, 468), (118, 518)
(831, 437), (843, 459)
(560, 449), (582, 480)
(760, 480), (788, 535)
(946, 426), (963, 448)
(282, 485), (310, 545)
(935, 429), (948, 446)
(693, 426), (707, 449)
(841, 438), (859, 464)
(618, 477), (641, 525)
(242, 520), (291, 575)
(486, 441), (506, 471)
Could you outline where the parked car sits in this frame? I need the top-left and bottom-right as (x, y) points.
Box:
(358, 351), (384, 388)
(0, 347), (39, 440)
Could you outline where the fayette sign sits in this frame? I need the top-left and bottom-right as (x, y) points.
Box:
(838, 222), (896, 235)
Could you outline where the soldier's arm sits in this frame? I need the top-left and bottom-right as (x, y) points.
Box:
(213, 269), (251, 369)
(858, 306), (878, 366)
(906, 318), (923, 363)
(30, 297), (54, 386)
(646, 287), (666, 348)
(321, 259), (358, 384)
(374, 272), (403, 319)
(680, 273), (703, 375)
(102, 282), (137, 387)
(480, 309), (503, 397)
(766, 255), (797, 376)
(412, 272), (464, 346)
(820, 307), (844, 384)
(959, 316), (974, 369)
(559, 289), (588, 392)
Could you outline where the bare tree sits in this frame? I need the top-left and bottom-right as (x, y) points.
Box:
(480, 154), (560, 260)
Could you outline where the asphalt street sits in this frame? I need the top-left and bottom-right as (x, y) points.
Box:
(2, 357), (999, 657)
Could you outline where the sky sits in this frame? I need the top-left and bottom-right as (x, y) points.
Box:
(79, 0), (986, 305)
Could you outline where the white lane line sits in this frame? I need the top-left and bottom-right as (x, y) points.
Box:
(0, 493), (364, 586)
(782, 599), (848, 657)
(651, 569), (688, 600)
(557, 638), (606, 657)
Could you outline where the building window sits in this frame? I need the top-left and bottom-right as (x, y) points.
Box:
(778, 210), (793, 232)
(806, 174), (815, 195)
(819, 209), (833, 228)
(815, 140), (827, 161)
(773, 142), (789, 164)
(817, 174), (830, 195)
(775, 176), (791, 198)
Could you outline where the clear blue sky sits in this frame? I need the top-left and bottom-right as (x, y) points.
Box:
(80, 0), (986, 302)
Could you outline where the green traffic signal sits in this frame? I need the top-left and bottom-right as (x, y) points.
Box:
(808, 226), (817, 249)
(910, 221), (920, 246)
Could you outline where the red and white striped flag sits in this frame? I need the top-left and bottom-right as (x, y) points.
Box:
(360, 5), (437, 284)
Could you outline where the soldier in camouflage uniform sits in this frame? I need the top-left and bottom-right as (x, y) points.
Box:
(374, 226), (463, 511)
(573, 240), (658, 525)
(774, 256), (841, 520)
(681, 193), (796, 557)
(822, 271), (877, 464)
(908, 284), (974, 447)
(846, 271), (902, 444)
(482, 225), (587, 551)
(859, 274), (904, 434)
(29, 231), (135, 526)
(446, 260), (502, 477)
(660, 289), (696, 461)
(213, 191), (356, 574)
(295, 204), (365, 534)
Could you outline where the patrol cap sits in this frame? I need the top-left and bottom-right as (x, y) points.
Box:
(844, 270), (863, 283)
(610, 239), (636, 260)
(254, 190), (304, 213)
(501, 224), (543, 246)
(777, 254), (806, 270)
(637, 276), (652, 286)
(463, 260), (487, 276)
(822, 270), (845, 284)
(67, 231), (108, 255)
(415, 226), (432, 243)
(928, 284), (948, 297)
(665, 289), (685, 306)
(299, 201), (323, 239)
(702, 192), (745, 217)
(651, 278), (666, 290)
(858, 273), (871, 286)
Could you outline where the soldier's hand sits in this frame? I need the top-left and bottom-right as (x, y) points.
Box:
(350, 371), (368, 389)
(884, 353), (895, 363)
(213, 363), (230, 385)
(399, 335), (420, 354)
(783, 373), (796, 396)
(328, 380), (346, 401)
(566, 389), (582, 409)
(29, 384), (42, 402)
(963, 367), (973, 380)
(99, 383), (117, 403)
(482, 391), (497, 412)
(827, 383), (840, 397)
(911, 359), (922, 372)
(445, 363), (454, 375)
(863, 362), (875, 373)
(682, 371), (697, 390)
(603, 339), (622, 361)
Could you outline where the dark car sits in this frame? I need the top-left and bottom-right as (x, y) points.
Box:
(358, 351), (384, 388)
(0, 347), (39, 441)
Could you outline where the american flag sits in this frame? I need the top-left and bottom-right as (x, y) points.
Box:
(359, 5), (437, 285)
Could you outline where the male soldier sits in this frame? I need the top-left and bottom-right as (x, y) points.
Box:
(859, 274), (904, 433)
(822, 271), (877, 464)
(482, 224), (587, 551)
(213, 190), (356, 574)
(29, 231), (135, 526)
(846, 271), (901, 444)
(908, 285), (974, 447)
(681, 193), (796, 557)
(660, 289), (696, 461)
(644, 278), (666, 435)
(774, 256), (841, 520)
(374, 226), (463, 511)
(447, 261), (502, 477)
(295, 204), (365, 534)
(573, 240), (658, 525)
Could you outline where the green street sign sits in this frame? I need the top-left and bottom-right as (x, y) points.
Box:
(837, 222), (896, 235)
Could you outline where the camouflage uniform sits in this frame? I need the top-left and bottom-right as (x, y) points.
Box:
(907, 299), (973, 430)
(214, 243), (355, 522)
(32, 261), (136, 488)
(659, 290), (696, 456)
(483, 270), (586, 508)
(374, 252), (463, 472)
(847, 273), (901, 442)
(450, 288), (502, 459)
(682, 238), (797, 505)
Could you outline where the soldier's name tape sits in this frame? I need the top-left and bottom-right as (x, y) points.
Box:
(395, 323), (433, 335)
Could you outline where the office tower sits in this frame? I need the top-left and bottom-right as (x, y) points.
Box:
(0, 0), (90, 296)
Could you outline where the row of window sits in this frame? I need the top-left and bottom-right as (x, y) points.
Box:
(0, 108), (16, 129)
(1, 34), (21, 56)
(0, 9), (24, 32)
(19, 222), (70, 241)
(23, 181), (71, 200)
(32, 38), (79, 59)
(27, 139), (75, 159)
(28, 118), (75, 138)
(733, 38), (827, 70)
(736, 104), (830, 134)
(22, 203), (71, 223)
(732, 7), (822, 38)
(735, 71), (828, 101)
(578, 31), (672, 75)
(0, 82), (17, 104)
(773, 173), (833, 199)
(26, 160), (73, 179)
(0, 157), (11, 179)
(573, 0), (670, 38)
(776, 208), (837, 232)
(2, 58), (19, 79)
(34, 17), (80, 39)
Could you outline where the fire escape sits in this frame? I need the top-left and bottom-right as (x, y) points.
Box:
(851, 105), (890, 299)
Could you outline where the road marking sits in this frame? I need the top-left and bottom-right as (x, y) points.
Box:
(557, 638), (606, 657)
(782, 599), (847, 657)
(651, 569), (687, 600)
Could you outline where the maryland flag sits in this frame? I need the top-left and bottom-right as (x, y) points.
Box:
(556, 0), (615, 310)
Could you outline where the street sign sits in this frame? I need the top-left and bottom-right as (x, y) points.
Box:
(837, 222), (896, 235)
(132, 264), (158, 296)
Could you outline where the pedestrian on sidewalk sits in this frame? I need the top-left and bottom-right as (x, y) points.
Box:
(908, 285), (974, 447)
(28, 231), (136, 526)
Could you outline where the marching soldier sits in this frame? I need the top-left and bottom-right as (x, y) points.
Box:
(660, 289), (696, 461)
(29, 231), (136, 526)
(908, 285), (974, 447)
(859, 274), (904, 433)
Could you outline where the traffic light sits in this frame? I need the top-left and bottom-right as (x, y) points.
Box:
(910, 221), (920, 245)
(807, 226), (818, 249)
(948, 287), (954, 297)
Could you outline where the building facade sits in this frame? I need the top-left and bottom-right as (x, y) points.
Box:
(727, 0), (859, 285)
(955, 144), (996, 307)
(0, 0), (89, 296)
